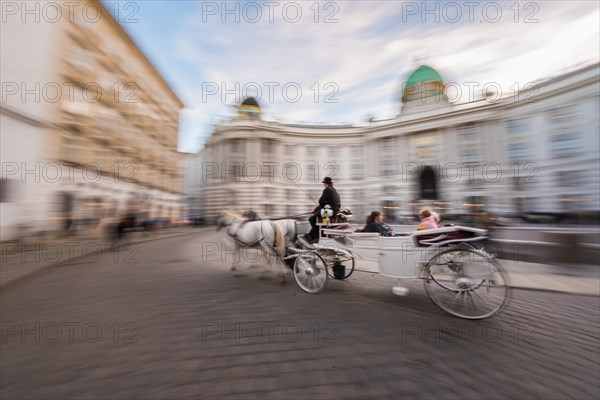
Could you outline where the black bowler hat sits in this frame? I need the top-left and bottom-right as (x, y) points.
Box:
(322, 177), (333, 184)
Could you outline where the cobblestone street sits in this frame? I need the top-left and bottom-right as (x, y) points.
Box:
(1, 231), (599, 399)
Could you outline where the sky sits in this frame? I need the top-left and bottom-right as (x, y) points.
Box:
(101, 0), (600, 153)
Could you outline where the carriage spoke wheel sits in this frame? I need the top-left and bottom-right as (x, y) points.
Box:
(324, 254), (355, 280)
(293, 252), (328, 293)
(424, 248), (510, 319)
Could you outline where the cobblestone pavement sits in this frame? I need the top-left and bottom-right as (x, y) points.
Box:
(1, 231), (599, 399)
(0, 227), (205, 287)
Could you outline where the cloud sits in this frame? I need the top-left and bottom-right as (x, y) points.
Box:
(145, 0), (600, 152)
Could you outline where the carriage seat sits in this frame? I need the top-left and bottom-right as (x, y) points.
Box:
(328, 208), (352, 224)
(411, 226), (488, 248)
(328, 215), (350, 224)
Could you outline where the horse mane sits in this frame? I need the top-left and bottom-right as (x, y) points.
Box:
(244, 210), (260, 221)
(218, 210), (244, 227)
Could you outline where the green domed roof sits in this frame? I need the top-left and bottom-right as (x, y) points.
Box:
(405, 65), (443, 89)
(402, 65), (446, 103)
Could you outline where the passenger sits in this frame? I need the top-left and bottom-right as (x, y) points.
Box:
(431, 211), (441, 226)
(363, 211), (395, 236)
(417, 209), (441, 230)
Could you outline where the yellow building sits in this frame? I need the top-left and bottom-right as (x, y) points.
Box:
(1, 0), (184, 239)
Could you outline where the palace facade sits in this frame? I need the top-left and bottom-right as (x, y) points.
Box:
(188, 63), (599, 223)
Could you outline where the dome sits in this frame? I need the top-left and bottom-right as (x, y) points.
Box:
(241, 97), (260, 108)
(402, 65), (446, 103)
(405, 65), (443, 88)
(238, 97), (261, 120)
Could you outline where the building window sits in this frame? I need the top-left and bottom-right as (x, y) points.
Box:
(351, 164), (363, 179)
(551, 132), (583, 157)
(459, 125), (479, 141)
(62, 85), (91, 115)
(352, 145), (362, 158)
(461, 147), (480, 162)
(285, 145), (295, 156)
(97, 108), (120, 137)
(306, 146), (318, 158)
(556, 170), (585, 188)
(379, 138), (394, 153)
(94, 147), (114, 171)
(69, 48), (94, 72)
(230, 139), (245, 154)
(548, 105), (580, 125)
(306, 163), (318, 182)
(241, 162), (257, 180)
(459, 125), (480, 162)
(261, 140), (274, 154)
(380, 159), (396, 176)
(63, 135), (88, 163)
(505, 119), (529, 135)
(507, 142), (534, 160)
(328, 146), (340, 157)
(261, 164), (275, 180)
(264, 204), (273, 216)
(381, 138), (394, 151)
(548, 105), (583, 158)
(220, 162), (240, 182)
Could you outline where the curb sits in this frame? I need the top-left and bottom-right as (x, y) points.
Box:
(0, 229), (208, 292)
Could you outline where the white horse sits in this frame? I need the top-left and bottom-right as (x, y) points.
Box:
(272, 219), (306, 244)
(216, 210), (288, 283)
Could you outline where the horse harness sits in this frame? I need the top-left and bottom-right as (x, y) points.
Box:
(228, 220), (270, 248)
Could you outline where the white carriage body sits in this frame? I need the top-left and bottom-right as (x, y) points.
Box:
(291, 220), (508, 320)
(318, 225), (489, 278)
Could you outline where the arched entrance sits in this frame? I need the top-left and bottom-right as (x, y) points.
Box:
(419, 166), (438, 200)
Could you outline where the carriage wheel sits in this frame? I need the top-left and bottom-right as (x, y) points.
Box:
(324, 254), (355, 280)
(293, 252), (328, 294)
(424, 248), (510, 319)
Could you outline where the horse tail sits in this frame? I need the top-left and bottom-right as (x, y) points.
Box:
(271, 221), (286, 258)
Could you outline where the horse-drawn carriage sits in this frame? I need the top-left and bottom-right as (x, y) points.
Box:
(217, 210), (510, 320)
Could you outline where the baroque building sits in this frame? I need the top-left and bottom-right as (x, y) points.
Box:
(191, 63), (599, 223)
(1, 0), (184, 239)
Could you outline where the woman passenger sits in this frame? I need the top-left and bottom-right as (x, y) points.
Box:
(363, 211), (395, 236)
